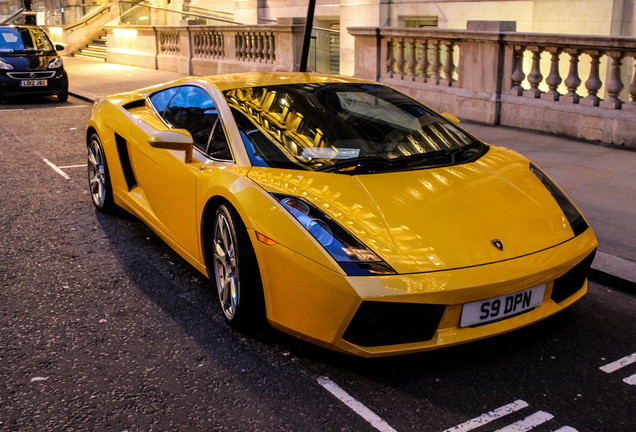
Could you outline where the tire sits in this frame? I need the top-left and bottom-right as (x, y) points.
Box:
(87, 133), (115, 213)
(212, 203), (265, 328)
(57, 92), (68, 102)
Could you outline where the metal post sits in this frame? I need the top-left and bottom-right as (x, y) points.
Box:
(299, 0), (316, 72)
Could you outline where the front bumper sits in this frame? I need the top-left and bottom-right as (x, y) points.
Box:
(0, 69), (68, 98)
(252, 228), (598, 357)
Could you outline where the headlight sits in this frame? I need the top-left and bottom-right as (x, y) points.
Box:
(530, 163), (588, 236)
(48, 57), (63, 69)
(0, 59), (13, 70)
(274, 194), (396, 276)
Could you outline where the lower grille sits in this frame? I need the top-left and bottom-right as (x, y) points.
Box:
(551, 249), (597, 303)
(7, 71), (56, 79)
(343, 301), (446, 347)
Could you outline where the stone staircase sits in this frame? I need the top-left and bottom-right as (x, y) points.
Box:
(73, 32), (107, 61)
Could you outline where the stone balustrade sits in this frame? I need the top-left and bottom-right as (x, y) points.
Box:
(105, 18), (304, 76)
(350, 23), (636, 147)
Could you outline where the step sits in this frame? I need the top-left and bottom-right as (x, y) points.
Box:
(87, 44), (107, 51)
(73, 53), (106, 61)
(79, 48), (106, 57)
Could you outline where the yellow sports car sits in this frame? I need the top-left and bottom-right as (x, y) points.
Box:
(86, 73), (597, 357)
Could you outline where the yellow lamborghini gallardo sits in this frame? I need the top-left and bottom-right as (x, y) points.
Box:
(86, 73), (597, 357)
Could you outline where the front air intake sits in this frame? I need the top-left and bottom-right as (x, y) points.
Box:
(551, 249), (597, 303)
(343, 301), (446, 347)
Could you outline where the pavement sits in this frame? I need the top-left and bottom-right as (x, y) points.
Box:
(63, 56), (636, 293)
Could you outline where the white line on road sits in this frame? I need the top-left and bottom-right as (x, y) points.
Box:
(600, 352), (636, 373)
(55, 105), (89, 109)
(495, 411), (554, 432)
(0, 108), (23, 112)
(58, 164), (85, 169)
(317, 376), (397, 432)
(623, 373), (636, 386)
(443, 400), (529, 432)
(43, 158), (70, 180)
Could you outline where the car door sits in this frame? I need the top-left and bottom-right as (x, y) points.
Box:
(127, 85), (219, 261)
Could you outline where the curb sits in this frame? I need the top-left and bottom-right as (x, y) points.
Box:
(69, 90), (95, 103)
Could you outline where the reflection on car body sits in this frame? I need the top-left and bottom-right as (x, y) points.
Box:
(85, 73), (597, 357)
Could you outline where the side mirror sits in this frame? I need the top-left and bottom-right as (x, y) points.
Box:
(55, 44), (65, 51)
(149, 129), (194, 163)
(441, 112), (460, 124)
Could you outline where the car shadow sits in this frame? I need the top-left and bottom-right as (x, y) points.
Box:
(92, 206), (583, 397)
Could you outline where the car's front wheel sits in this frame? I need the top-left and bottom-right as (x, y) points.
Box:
(212, 203), (264, 327)
(87, 133), (115, 213)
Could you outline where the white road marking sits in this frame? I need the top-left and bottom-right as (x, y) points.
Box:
(495, 411), (554, 432)
(600, 352), (636, 373)
(623, 373), (636, 386)
(58, 164), (85, 169)
(43, 158), (70, 180)
(317, 376), (397, 432)
(554, 427), (578, 432)
(55, 105), (88, 109)
(443, 400), (529, 432)
(0, 108), (23, 111)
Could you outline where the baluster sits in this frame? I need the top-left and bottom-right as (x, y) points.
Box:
(396, 39), (406, 79)
(218, 33), (224, 58)
(542, 47), (562, 100)
(386, 38), (395, 78)
(408, 39), (417, 80)
(257, 33), (264, 62)
(430, 39), (441, 85)
(204, 32), (210, 57)
(525, 46), (543, 98)
(582, 50), (602, 106)
(417, 39), (429, 82)
(212, 33), (218, 58)
(263, 33), (270, 62)
(441, 41), (456, 86)
(626, 55), (636, 111)
(251, 34), (258, 60)
(600, 51), (624, 109)
(510, 45), (526, 95)
(239, 33), (246, 60)
(268, 33), (276, 62)
(561, 48), (581, 103)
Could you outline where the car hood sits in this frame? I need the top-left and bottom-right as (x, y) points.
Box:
(247, 146), (577, 274)
(0, 53), (57, 70)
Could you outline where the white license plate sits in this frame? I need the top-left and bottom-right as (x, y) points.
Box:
(460, 284), (546, 327)
(20, 79), (47, 87)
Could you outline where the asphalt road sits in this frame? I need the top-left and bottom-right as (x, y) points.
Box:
(0, 96), (634, 432)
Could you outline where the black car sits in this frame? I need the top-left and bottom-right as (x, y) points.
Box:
(0, 25), (68, 101)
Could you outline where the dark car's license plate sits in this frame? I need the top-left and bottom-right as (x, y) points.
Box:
(460, 284), (546, 327)
(20, 79), (47, 87)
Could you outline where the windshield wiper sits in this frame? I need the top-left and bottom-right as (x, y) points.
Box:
(429, 142), (484, 165)
(315, 157), (393, 173)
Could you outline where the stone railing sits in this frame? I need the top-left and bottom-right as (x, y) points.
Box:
(350, 22), (636, 147)
(106, 18), (304, 76)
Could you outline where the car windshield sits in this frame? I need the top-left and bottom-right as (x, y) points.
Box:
(0, 27), (54, 53)
(224, 83), (483, 173)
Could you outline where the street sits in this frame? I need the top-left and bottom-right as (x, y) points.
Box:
(0, 96), (634, 431)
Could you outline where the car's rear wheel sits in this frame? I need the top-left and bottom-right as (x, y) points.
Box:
(87, 133), (115, 213)
(212, 203), (264, 327)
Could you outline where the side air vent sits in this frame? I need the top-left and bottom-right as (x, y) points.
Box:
(122, 99), (146, 110)
(114, 133), (137, 191)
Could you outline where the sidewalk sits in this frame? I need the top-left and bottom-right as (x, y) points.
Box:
(64, 56), (636, 292)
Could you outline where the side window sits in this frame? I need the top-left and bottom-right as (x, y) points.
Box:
(149, 87), (179, 115)
(158, 86), (232, 160)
